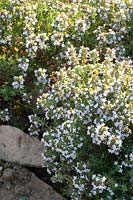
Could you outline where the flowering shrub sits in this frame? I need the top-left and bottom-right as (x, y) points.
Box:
(0, 0), (133, 199)
(37, 58), (133, 199)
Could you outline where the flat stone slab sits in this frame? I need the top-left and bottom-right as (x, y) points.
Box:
(0, 166), (65, 200)
(0, 125), (46, 167)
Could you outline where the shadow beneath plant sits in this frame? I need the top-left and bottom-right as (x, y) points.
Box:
(27, 167), (71, 200)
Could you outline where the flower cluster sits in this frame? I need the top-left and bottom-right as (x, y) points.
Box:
(34, 68), (48, 86)
(12, 75), (25, 89)
(28, 114), (41, 136)
(0, 109), (10, 122)
(87, 123), (123, 155)
(90, 174), (107, 196)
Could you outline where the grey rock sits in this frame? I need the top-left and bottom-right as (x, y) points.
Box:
(2, 168), (14, 180)
(0, 125), (46, 167)
(0, 166), (65, 200)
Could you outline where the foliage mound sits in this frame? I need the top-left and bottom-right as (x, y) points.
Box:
(0, 0), (133, 199)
